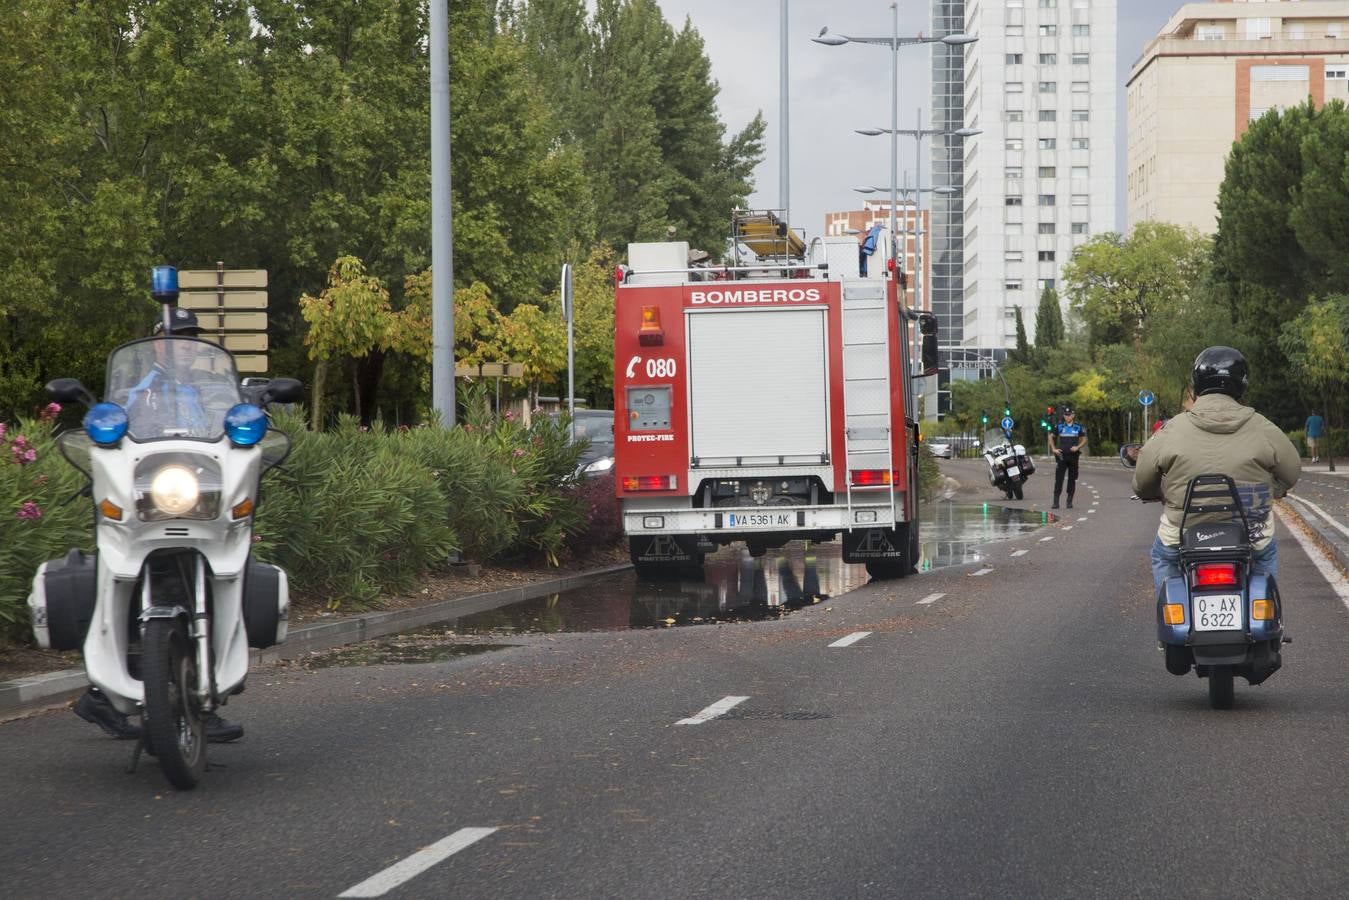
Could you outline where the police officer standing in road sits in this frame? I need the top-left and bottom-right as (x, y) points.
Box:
(1048, 405), (1087, 509)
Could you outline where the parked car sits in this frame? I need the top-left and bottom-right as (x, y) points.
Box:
(557, 409), (614, 475)
(927, 440), (953, 459)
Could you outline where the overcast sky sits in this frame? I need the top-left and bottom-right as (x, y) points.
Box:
(653, 0), (1182, 237)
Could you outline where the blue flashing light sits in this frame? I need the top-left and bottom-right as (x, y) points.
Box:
(224, 403), (267, 447)
(151, 266), (179, 303)
(84, 402), (129, 446)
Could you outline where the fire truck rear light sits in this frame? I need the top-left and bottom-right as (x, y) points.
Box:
(850, 469), (892, 487)
(642, 516), (665, 529)
(638, 305), (664, 346)
(623, 475), (677, 492)
(855, 509), (878, 524)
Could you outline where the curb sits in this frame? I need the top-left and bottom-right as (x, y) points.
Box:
(1282, 497), (1349, 575)
(0, 562), (633, 720)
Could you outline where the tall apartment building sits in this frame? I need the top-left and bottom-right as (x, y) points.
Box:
(1128, 0), (1349, 232)
(959, 0), (1117, 352)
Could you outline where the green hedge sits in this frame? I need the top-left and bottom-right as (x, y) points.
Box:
(1286, 428), (1348, 459)
(0, 406), (589, 641)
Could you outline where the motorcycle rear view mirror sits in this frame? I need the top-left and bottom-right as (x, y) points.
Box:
(259, 377), (303, 406)
(1120, 442), (1142, 469)
(46, 378), (94, 407)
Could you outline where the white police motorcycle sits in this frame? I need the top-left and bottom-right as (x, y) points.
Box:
(982, 427), (1035, 501)
(28, 266), (302, 789)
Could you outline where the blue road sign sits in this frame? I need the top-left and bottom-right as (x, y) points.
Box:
(1139, 390), (1155, 407)
(1001, 415), (1015, 431)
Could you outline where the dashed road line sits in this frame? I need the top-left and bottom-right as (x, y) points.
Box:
(829, 632), (872, 648)
(1063, 526), (1074, 530)
(1087, 509), (1097, 514)
(676, 696), (749, 725)
(1010, 549), (1029, 558)
(1039, 536), (1055, 542)
(339, 828), (498, 898)
(1078, 517), (1088, 522)
(916, 592), (946, 605)
(972, 568), (994, 576)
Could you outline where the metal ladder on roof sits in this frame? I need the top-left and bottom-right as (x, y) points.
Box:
(839, 278), (896, 524)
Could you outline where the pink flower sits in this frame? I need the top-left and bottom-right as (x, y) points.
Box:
(10, 436), (35, 465)
(16, 501), (42, 521)
(504, 410), (516, 422)
(513, 448), (525, 458)
(40, 402), (60, 422)
(0, 422), (7, 440)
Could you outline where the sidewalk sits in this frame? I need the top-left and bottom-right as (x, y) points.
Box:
(0, 562), (632, 720)
(1284, 462), (1349, 574)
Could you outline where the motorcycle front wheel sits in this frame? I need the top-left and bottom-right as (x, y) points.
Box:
(142, 618), (206, 789)
(1207, 664), (1235, 710)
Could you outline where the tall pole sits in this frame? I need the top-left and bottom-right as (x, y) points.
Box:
(889, 2), (899, 273)
(780, 0), (790, 224)
(430, 0), (455, 426)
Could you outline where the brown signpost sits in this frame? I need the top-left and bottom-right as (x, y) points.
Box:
(177, 263), (269, 373)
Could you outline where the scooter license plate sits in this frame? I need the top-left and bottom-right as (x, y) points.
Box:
(1005, 467), (1020, 478)
(1192, 593), (1243, 631)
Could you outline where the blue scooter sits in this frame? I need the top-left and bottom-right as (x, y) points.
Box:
(1155, 474), (1285, 709)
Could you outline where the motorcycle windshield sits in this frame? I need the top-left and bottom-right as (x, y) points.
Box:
(104, 338), (242, 442)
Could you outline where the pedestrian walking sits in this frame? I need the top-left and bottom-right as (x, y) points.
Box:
(1306, 410), (1324, 463)
(1048, 405), (1088, 509)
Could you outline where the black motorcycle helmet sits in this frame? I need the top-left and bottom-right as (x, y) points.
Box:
(1192, 346), (1249, 400)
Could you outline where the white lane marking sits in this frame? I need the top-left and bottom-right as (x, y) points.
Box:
(972, 568), (994, 576)
(1092, 501), (1099, 506)
(916, 592), (946, 605)
(676, 696), (749, 725)
(829, 631), (873, 647)
(1063, 526), (1074, 531)
(1087, 509), (1097, 514)
(1010, 550), (1029, 558)
(1285, 493), (1349, 539)
(1039, 536), (1055, 542)
(1078, 517), (1088, 522)
(1277, 508), (1349, 607)
(339, 828), (498, 898)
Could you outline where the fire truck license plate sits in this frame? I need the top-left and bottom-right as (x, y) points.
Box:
(726, 512), (793, 528)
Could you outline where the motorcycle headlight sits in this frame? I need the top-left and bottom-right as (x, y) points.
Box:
(150, 465), (200, 516)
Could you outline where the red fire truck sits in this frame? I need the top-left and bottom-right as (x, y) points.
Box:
(612, 211), (938, 579)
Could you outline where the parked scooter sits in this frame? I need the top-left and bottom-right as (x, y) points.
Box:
(982, 428), (1035, 500)
(28, 266), (303, 788)
(1122, 445), (1285, 710)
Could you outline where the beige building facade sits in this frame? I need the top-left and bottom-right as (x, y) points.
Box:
(824, 200), (932, 312)
(1128, 0), (1349, 231)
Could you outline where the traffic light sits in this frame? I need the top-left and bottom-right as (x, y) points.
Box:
(1004, 405), (1012, 418)
(981, 409), (989, 426)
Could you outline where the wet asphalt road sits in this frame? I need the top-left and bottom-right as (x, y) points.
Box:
(5, 461), (1349, 899)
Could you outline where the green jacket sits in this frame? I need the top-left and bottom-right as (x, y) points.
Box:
(1132, 393), (1300, 548)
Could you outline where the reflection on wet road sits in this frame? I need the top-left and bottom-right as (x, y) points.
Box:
(437, 502), (1055, 637)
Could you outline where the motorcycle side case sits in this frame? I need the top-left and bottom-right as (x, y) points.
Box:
(242, 559), (290, 648)
(27, 549), (97, 651)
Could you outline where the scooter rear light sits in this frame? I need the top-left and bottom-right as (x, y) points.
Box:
(1193, 562), (1238, 587)
(622, 475), (677, 491)
(1252, 599), (1274, 621)
(1163, 603), (1185, 625)
(850, 469), (892, 487)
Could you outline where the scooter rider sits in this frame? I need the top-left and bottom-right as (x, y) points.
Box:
(1131, 346), (1300, 596)
(73, 308), (244, 743)
(1049, 405), (1087, 509)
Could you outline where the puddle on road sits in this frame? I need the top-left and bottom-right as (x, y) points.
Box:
(436, 502), (1054, 637)
(301, 634), (516, 668)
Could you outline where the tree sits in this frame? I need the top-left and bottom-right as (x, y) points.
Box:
(1034, 286), (1063, 351)
(1010, 306), (1030, 364)
(1279, 294), (1349, 465)
(1061, 223), (1212, 350)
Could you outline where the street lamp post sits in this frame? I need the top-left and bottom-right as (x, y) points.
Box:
(814, 9), (975, 273)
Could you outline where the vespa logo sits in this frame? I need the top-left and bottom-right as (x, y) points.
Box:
(689, 287), (822, 306)
(1195, 530), (1225, 543)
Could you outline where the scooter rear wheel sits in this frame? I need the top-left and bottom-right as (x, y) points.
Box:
(142, 618), (206, 789)
(1207, 664), (1235, 710)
